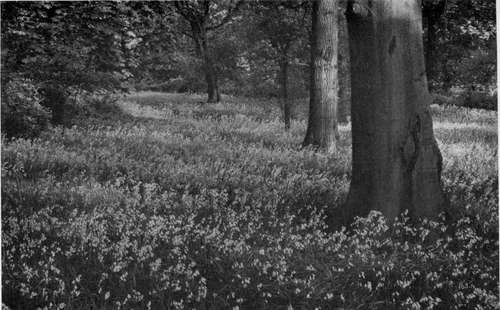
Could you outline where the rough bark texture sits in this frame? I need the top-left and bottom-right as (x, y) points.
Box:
(279, 57), (291, 130)
(337, 0), (351, 124)
(303, 0), (339, 153)
(344, 0), (447, 221)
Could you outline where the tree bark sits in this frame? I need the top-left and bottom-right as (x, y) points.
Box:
(344, 0), (447, 222)
(279, 56), (291, 130)
(303, 0), (339, 153)
(337, 2), (350, 124)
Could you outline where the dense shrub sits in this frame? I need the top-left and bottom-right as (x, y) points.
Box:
(0, 78), (128, 140)
(1, 78), (51, 139)
(431, 93), (454, 106)
(61, 92), (133, 128)
(2, 92), (498, 309)
(456, 90), (497, 111)
(431, 90), (497, 111)
(455, 49), (497, 95)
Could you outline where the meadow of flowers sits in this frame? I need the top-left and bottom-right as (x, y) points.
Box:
(2, 92), (498, 309)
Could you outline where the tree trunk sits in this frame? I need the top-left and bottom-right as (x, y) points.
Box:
(344, 0), (447, 222)
(423, 0), (446, 93)
(192, 24), (220, 103)
(279, 57), (291, 130)
(204, 54), (220, 103)
(303, 0), (339, 153)
(422, 0), (447, 91)
(39, 85), (66, 125)
(337, 1), (350, 124)
(424, 15), (437, 92)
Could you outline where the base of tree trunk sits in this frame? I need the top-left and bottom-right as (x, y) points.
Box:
(207, 88), (220, 103)
(283, 103), (291, 130)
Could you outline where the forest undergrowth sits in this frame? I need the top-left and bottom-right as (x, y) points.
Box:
(2, 92), (498, 309)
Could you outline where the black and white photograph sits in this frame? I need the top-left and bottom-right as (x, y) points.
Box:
(1, 0), (498, 309)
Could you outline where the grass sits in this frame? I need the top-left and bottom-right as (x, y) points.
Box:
(2, 92), (498, 309)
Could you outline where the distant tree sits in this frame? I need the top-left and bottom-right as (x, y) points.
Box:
(173, 0), (243, 103)
(422, 0), (447, 92)
(303, 0), (339, 152)
(337, 0), (350, 123)
(344, 0), (447, 222)
(245, 1), (308, 129)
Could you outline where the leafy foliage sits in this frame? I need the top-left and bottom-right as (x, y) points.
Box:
(1, 78), (51, 139)
(424, 0), (496, 97)
(1, 2), (139, 92)
(1, 2), (171, 137)
(1, 0), (495, 105)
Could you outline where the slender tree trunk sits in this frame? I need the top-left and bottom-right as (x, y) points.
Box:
(423, 0), (446, 93)
(344, 0), (447, 222)
(192, 24), (220, 103)
(279, 56), (291, 130)
(337, 2), (350, 124)
(424, 15), (437, 92)
(216, 81), (221, 102)
(203, 52), (220, 103)
(303, 0), (339, 153)
(40, 85), (66, 125)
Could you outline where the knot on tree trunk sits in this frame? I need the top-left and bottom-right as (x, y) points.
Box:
(401, 114), (421, 172)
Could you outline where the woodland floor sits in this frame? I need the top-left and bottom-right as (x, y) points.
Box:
(2, 92), (498, 309)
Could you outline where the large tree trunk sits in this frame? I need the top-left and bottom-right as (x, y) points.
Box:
(337, 0), (350, 124)
(192, 24), (220, 103)
(303, 0), (339, 153)
(279, 57), (291, 130)
(344, 0), (447, 222)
